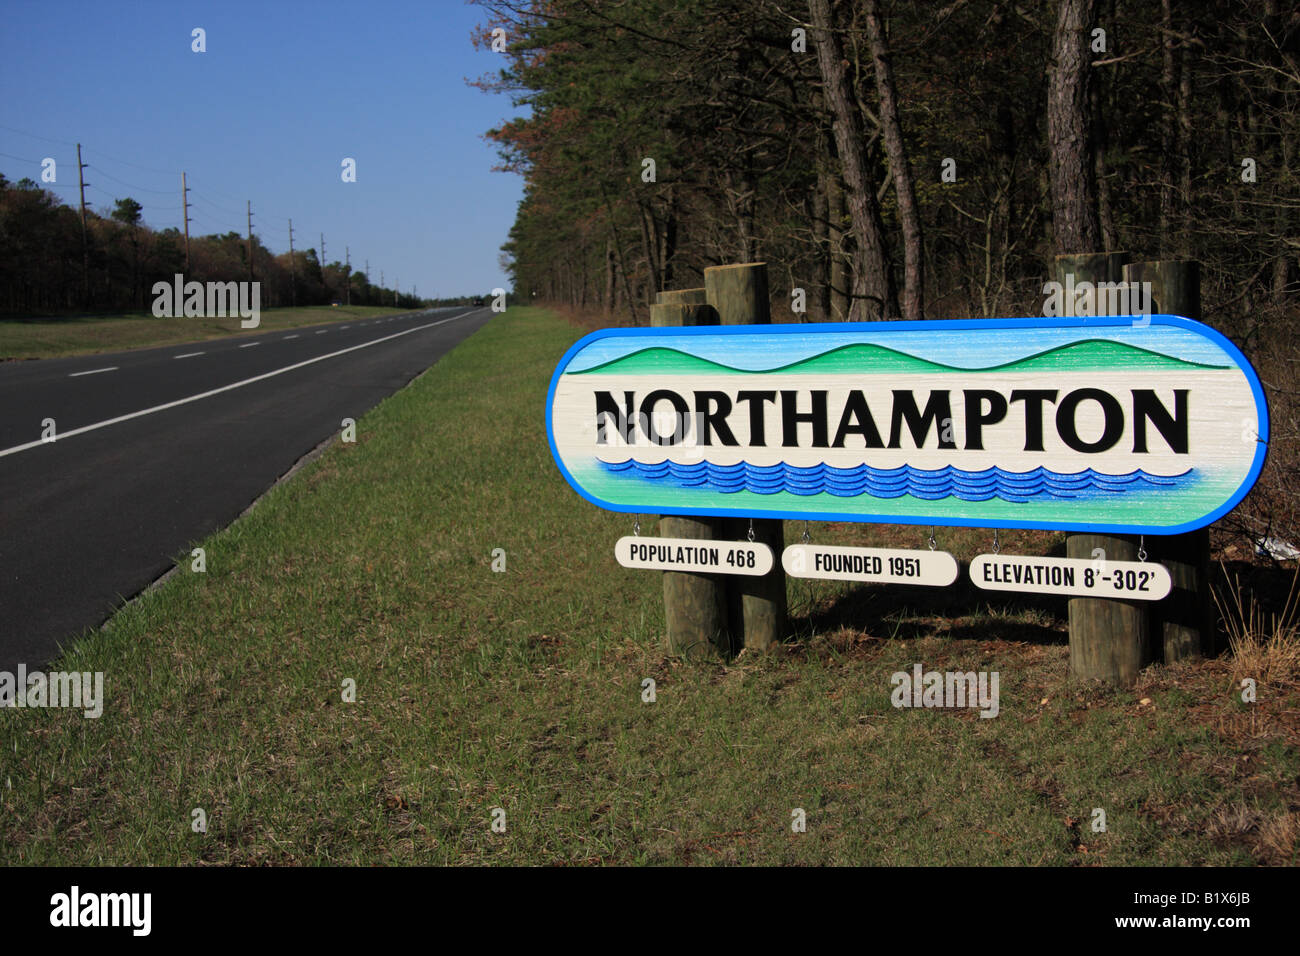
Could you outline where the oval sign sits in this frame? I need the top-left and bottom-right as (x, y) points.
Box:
(614, 536), (773, 575)
(782, 545), (959, 586)
(547, 315), (1268, 534)
(969, 554), (1172, 600)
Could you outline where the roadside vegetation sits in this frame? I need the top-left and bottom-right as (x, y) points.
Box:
(0, 305), (414, 360)
(3, 307), (1296, 866)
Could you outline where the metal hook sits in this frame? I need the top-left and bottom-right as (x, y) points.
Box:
(747, 518), (755, 543)
(992, 528), (1001, 555)
(633, 515), (641, 537)
(1138, 535), (1147, 562)
(928, 528), (937, 552)
(801, 520), (811, 544)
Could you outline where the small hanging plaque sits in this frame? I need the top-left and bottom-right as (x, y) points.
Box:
(782, 544), (959, 586)
(614, 536), (773, 575)
(969, 554), (1172, 599)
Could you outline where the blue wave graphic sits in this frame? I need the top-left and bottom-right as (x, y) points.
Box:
(598, 460), (1194, 501)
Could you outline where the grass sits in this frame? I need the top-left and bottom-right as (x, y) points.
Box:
(1216, 564), (1300, 688)
(1, 305), (1297, 865)
(0, 305), (413, 360)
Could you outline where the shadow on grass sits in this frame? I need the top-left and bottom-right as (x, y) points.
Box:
(787, 550), (1297, 653)
(788, 557), (1069, 647)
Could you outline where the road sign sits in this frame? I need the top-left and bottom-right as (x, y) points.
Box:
(547, 315), (1268, 534)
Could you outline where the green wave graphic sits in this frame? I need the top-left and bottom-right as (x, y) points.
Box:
(572, 339), (1230, 375)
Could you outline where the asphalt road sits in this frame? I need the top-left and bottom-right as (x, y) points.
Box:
(0, 306), (493, 671)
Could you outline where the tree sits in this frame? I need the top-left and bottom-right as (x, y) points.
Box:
(1047, 0), (1101, 253)
(111, 197), (142, 227)
(112, 197), (144, 308)
(863, 0), (924, 318)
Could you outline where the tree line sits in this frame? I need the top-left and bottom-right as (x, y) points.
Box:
(473, 0), (1296, 331)
(474, 0), (1298, 545)
(0, 173), (428, 315)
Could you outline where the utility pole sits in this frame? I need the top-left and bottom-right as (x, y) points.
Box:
(287, 218), (297, 307)
(181, 172), (192, 273)
(345, 246), (351, 305)
(76, 143), (89, 307)
(245, 200), (254, 283)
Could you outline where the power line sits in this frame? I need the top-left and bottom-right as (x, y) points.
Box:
(80, 148), (176, 177)
(0, 123), (77, 147)
(189, 192), (245, 218)
(2, 126), (182, 181)
(0, 149), (42, 164)
(188, 212), (245, 233)
(86, 165), (176, 195)
(183, 176), (246, 205)
(2, 126), (399, 282)
(84, 184), (171, 208)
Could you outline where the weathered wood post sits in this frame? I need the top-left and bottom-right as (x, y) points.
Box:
(1123, 259), (1215, 661)
(650, 297), (732, 657)
(655, 288), (708, 306)
(1056, 252), (1153, 686)
(703, 263), (789, 651)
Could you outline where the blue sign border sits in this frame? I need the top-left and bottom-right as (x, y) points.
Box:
(544, 314), (1270, 535)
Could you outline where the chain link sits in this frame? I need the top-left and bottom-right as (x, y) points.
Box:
(992, 528), (1001, 555)
(633, 516), (640, 537)
(747, 518), (755, 543)
(1138, 534), (1147, 562)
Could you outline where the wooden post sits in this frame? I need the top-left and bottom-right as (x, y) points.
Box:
(655, 288), (707, 306)
(246, 201), (255, 284)
(703, 263), (789, 651)
(1056, 252), (1153, 686)
(1123, 259), (1215, 661)
(650, 301), (731, 657)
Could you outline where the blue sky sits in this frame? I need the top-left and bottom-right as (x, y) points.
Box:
(0, 0), (524, 298)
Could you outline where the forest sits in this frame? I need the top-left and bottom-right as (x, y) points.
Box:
(0, 172), (428, 314)
(473, 0), (1298, 544)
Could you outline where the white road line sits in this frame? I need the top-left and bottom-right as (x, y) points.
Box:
(283, 334), (299, 340)
(68, 367), (118, 377)
(315, 330), (327, 334)
(0, 308), (488, 460)
(239, 342), (260, 349)
(174, 351), (205, 359)
(340, 325), (350, 329)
